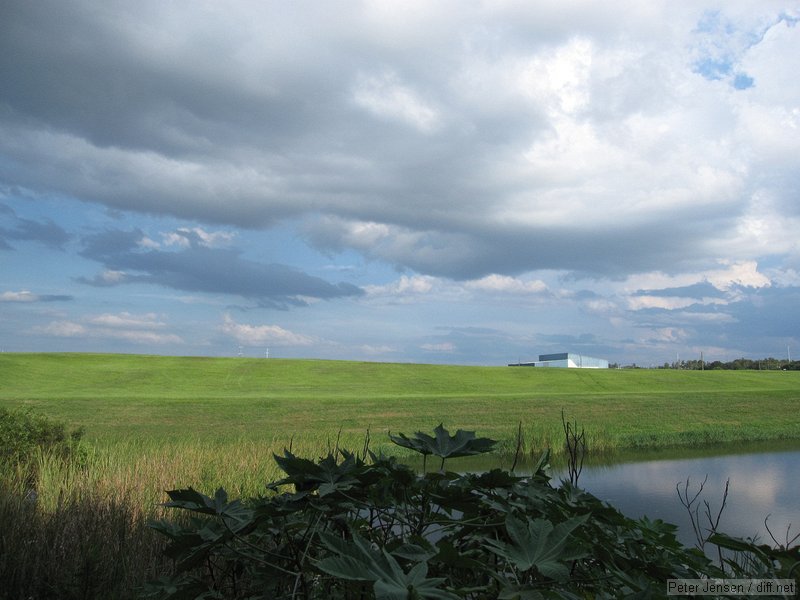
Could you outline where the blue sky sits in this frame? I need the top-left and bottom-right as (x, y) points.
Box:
(1, 1), (799, 366)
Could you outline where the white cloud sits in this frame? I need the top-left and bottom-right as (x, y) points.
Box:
(705, 260), (771, 290)
(160, 227), (236, 248)
(360, 344), (397, 355)
(466, 274), (548, 295)
(190, 227), (236, 247)
(137, 236), (161, 249)
(582, 297), (620, 315)
(520, 36), (593, 115)
(421, 342), (455, 352)
(220, 313), (313, 346)
(31, 310), (182, 344)
(348, 221), (392, 245)
(725, 191), (800, 258)
(365, 275), (437, 297)
(0, 290), (71, 303)
(738, 15), (800, 105)
(620, 260), (771, 295)
(100, 270), (127, 283)
(646, 327), (690, 344)
(353, 71), (440, 132)
(108, 330), (183, 344)
(767, 268), (800, 287)
(1, 290), (38, 302)
(87, 312), (166, 329)
(626, 295), (728, 311)
(35, 321), (87, 337)
(161, 232), (190, 248)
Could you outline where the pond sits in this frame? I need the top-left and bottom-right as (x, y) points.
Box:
(438, 438), (800, 549)
(548, 439), (800, 549)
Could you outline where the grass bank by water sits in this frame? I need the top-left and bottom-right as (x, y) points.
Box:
(2, 351), (799, 504)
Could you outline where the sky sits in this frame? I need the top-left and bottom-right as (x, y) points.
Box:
(1, 1), (799, 366)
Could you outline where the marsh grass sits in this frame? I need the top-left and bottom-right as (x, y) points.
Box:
(0, 435), (396, 599)
(1, 457), (165, 600)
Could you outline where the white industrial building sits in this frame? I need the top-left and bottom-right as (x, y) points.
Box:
(509, 352), (609, 369)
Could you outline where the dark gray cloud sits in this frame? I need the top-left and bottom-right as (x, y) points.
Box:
(0, 203), (70, 249)
(722, 286), (800, 340)
(304, 216), (726, 280)
(625, 283), (800, 358)
(0, 3), (323, 155)
(77, 229), (363, 307)
(5, 217), (71, 248)
(633, 281), (727, 299)
(1, 0), (798, 283)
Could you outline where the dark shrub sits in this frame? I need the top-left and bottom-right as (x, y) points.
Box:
(0, 407), (86, 468)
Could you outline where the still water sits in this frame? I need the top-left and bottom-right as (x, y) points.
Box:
(549, 440), (800, 548)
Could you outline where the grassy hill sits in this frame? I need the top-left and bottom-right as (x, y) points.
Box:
(1, 352), (799, 452)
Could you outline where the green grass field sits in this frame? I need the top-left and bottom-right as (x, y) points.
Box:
(2, 352), (799, 453)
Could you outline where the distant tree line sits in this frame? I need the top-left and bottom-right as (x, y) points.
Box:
(658, 358), (800, 371)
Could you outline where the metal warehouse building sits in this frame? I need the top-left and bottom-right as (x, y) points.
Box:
(509, 352), (609, 369)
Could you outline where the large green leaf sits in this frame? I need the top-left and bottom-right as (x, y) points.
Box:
(373, 557), (458, 600)
(389, 423), (497, 459)
(271, 449), (364, 495)
(163, 487), (219, 515)
(486, 514), (589, 581)
(317, 533), (459, 599)
(391, 541), (437, 563)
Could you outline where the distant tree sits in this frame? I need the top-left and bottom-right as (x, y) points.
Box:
(634, 356), (797, 371)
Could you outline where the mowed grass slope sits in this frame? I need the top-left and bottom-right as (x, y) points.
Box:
(1, 352), (799, 453)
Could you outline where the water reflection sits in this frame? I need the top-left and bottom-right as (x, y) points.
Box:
(426, 439), (800, 550)
(554, 445), (800, 549)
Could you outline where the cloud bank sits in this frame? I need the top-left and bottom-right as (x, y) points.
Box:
(1, 1), (798, 363)
(2, 2), (798, 282)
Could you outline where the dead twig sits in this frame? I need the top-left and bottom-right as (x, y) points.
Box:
(561, 410), (586, 486)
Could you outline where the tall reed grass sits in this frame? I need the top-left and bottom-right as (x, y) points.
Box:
(1, 450), (168, 600)
(0, 436), (392, 599)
